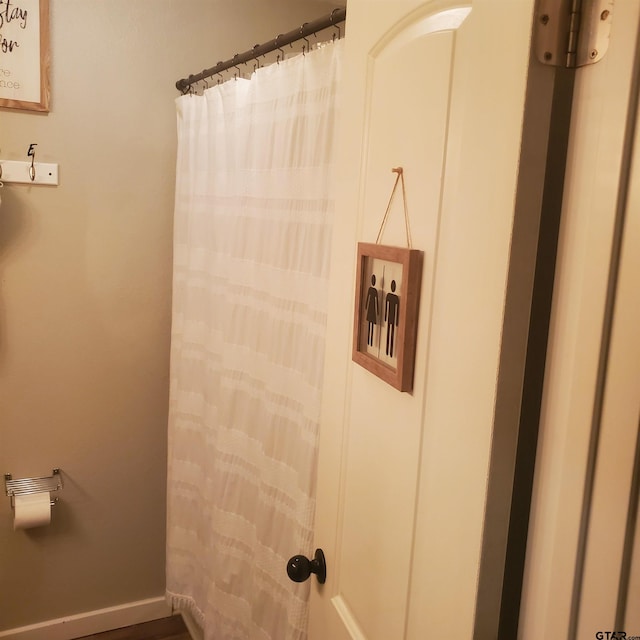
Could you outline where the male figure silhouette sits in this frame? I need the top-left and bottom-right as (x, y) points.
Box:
(385, 280), (400, 357)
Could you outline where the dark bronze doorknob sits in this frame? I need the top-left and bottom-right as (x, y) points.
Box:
(286, 548), (326, 584)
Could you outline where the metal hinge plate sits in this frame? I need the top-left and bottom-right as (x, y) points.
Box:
(535, 0), (614, 68)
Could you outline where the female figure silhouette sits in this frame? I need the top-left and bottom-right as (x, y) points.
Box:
(365, 274), (379, 346)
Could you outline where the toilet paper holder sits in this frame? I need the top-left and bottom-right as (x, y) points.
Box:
(4, 468), (63, 508)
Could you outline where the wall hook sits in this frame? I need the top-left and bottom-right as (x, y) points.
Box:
(0, 155), (58, 185)
(27, 143), (37, 181)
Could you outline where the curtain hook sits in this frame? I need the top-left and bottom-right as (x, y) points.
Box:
(330, 8), (342, 40)
(300, 24), (310, 55)
(275, 35), (285, 64)
(27, 143), (37, 181)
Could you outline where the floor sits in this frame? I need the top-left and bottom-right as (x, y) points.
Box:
(73, 615), (192, 640)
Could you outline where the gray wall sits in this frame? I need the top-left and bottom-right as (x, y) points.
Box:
(0, 0), (334, 630)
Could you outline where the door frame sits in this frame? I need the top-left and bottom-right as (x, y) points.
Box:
(490, 3), (640, 638)
(474, 59), (578, 637)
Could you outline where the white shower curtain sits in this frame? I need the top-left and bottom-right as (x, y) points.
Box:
(166, 40), (342, 640)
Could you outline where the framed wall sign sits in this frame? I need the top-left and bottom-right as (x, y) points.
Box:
(0, 0), (50, 112)
(352, 242), (423, 392)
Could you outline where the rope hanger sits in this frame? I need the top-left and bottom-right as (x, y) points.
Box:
(375, 167), (413, 248)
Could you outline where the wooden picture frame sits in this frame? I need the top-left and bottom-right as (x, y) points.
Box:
(0, 0), (50, 112)
(352, 242), (423, 392)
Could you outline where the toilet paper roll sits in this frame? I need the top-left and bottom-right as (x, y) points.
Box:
(13, 492), (52, 530)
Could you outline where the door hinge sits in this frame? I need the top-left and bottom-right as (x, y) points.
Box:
(534, 0), (614, 68)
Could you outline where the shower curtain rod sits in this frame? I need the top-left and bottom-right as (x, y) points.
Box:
(175, 7), (346, 94)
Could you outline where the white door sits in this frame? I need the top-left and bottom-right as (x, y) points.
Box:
(306, 1), (555, 638)
(520, 1), (640, 637)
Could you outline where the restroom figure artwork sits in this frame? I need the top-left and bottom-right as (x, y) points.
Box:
(353, 243), (423, 392)
(385, 280), (400, 358)
(365, 274), (380, 346)
(359, 258), (403, 367)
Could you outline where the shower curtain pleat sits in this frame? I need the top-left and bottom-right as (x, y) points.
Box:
(166, 40), (343, 640)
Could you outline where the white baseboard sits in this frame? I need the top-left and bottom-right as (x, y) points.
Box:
(0, 596), (172, 640)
